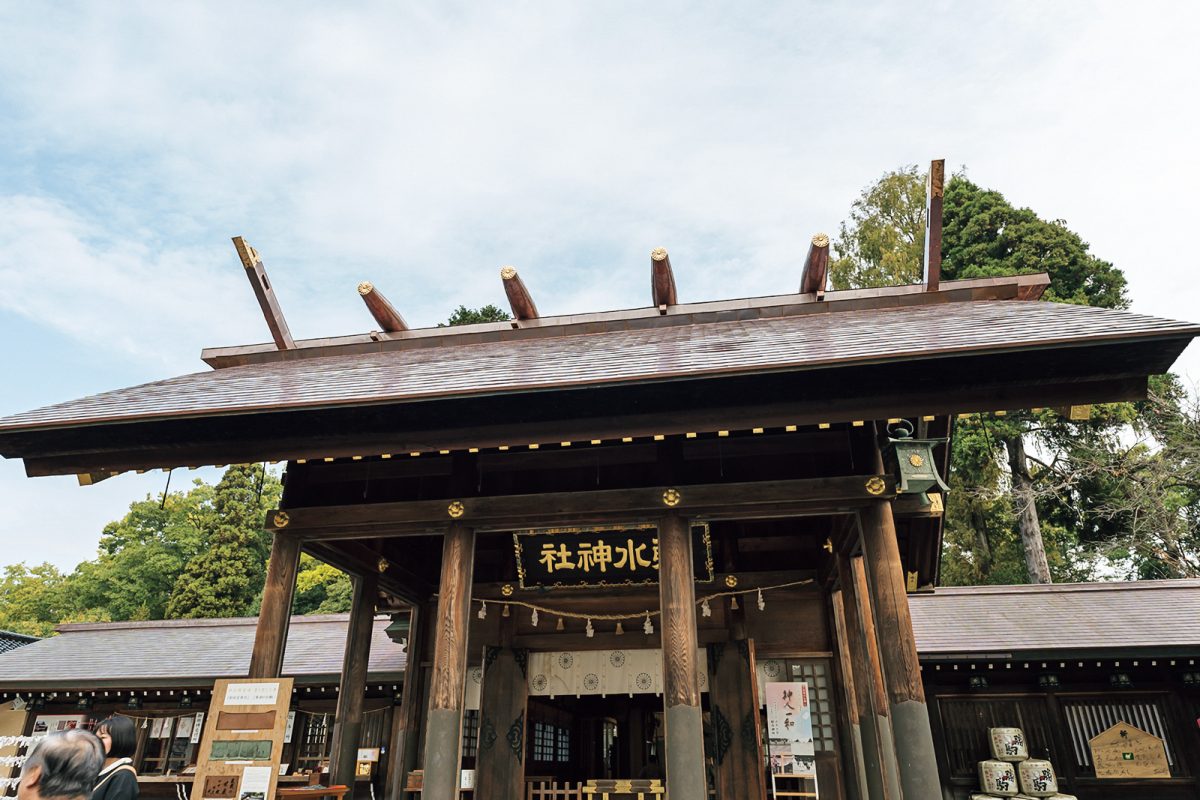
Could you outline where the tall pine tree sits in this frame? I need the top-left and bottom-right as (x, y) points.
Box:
(166, 465), (273, 618)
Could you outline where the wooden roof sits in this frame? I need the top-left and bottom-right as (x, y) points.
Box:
(910, 579), (1200, 659)
(3, 300), (1194, 433)
(0, 614), (405, 690)
(0, 273), (1195, 477)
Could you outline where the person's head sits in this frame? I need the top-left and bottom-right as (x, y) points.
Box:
(94, 716), (137, 759)
(17, 730), (104, 800)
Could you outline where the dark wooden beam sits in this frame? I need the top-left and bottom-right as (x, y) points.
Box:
(329, 571), (378, 797)
(838, 554), (899, 799)
(650, 248), (678, 310)
(232, 236), (295, 350)
(831, 589), (869, 800)
(475, 639), (528, 800)
(422, 523), (475, 800)
(268, 475), (898, 539)
(248, 532), (302, 678)
(709, 640), (767, 800)
(357, 282), (409, 332)
(16, 372), (1152, 478)
(501, 266), (538, 321)
(390, 603), (430, 800)
(923, 160), (945, 292)
(859, 430), (939, 798)
(799, 233), (830, 296)
(301, 540), (428, 605)
(658, 514), (705, 800)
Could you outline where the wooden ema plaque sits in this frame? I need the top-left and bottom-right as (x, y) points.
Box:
(1089, 720), (1170, 779)
(191, 678), (294, 800)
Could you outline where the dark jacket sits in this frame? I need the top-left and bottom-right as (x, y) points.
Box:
(91, 759), (139, 800)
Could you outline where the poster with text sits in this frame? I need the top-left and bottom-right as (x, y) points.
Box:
(765, 682), (816, 781)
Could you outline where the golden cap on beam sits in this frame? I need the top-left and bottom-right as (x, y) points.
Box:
(357, 281), (375, 295)
(811, 232), (830, 248)
(650, 247), (668, 262)
(500, 266), (518, 280)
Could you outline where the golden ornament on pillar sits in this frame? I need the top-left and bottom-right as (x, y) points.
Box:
(272, 511), (290, 528)
(724, 575), (738, 588)
(501, 584), (514, 597)
(447, 501), (465, 518)
(864, 476), (887, 495)
(662, 488), (682, 507)
(377, 558), (390, 573)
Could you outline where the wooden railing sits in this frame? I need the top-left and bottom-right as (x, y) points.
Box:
(525, 780), (584, 800)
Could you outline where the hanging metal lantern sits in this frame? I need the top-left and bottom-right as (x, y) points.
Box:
(884, 420), (949, 504)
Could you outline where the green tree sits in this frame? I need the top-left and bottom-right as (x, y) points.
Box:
(165, 465), (279, 618)
(68, 480), (216, 621)
(292, 556), (353, 614)
(830, 166), (1134, 584)
(0, 563), (74, 637)
(442, 304), (510, 326)
(829, 165), (927, 290)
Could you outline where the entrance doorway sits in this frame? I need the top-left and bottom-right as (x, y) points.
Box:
(523, 693), (683, 786)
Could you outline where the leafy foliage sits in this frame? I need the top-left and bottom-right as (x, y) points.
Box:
(829, 165), (927, 290)
(442, 304), (510, 326)
(829, 165), (1197, 584)
(164, 465), (275, 618)
(0, 463), (354, 635)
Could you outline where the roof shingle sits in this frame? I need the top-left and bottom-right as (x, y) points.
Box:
(0, 615), (405, 689)
(1, 301), (1195, 433)
(910, 578), (1200, 658)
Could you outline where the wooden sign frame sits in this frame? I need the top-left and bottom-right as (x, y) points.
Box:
(190, 677), (294, 800)
(1089, 720), (1171, 780)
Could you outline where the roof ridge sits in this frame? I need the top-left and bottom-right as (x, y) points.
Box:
(919, 578), (1200, 597)
(199, 273), (1054, 370)
(55, 613), (364, 633)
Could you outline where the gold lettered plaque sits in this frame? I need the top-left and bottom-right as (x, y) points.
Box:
(1089, 721), (1170, 779)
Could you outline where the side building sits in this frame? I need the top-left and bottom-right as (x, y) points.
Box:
(2, 581), (1197, 799)
(0, 615), (407, 798)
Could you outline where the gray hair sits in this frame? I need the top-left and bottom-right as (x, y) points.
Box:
(21, 731), (105, 800)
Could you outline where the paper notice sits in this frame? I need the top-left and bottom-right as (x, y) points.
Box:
(238, 766), (272, 800)
(190, 713), (205, 744)
(224, 683), (280, 706)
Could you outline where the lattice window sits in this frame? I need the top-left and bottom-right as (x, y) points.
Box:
(1061, 695), (1180, 773)
(533, 721), (556, 762)
(555, 725), (571, 763)
(461, 710), (480, 758)
(788, 660), (837, 753)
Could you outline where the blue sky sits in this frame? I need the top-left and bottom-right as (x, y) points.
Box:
(1, 2), (1198, 570)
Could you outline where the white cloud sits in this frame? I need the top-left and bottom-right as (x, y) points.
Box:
(0, 1), (1197, 567)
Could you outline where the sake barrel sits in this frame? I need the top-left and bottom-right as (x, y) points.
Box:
(979, 760), (1019, 796)
(1017, 759), (1059, 797)
(989, 727), (1029, 761)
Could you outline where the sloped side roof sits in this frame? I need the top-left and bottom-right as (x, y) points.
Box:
(1, 301), (1195, 433)
(910, 579), (1200, 658)
(0, 630), (38, 655)
(0, 615), (405, 689)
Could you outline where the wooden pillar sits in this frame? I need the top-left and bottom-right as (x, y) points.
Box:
(860, 432), (941, 800)
(389, 604), (430, 800)
(657, 514), (705, 800)
(830, 589), (867, 800)
(475, 641), (529, 800)
(422, 524), (476, 800)
(249, 532), (302, 678)
(330, 571), (379, 797)
(840, 554), (901, 799)
(708, 640), (767, 800)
